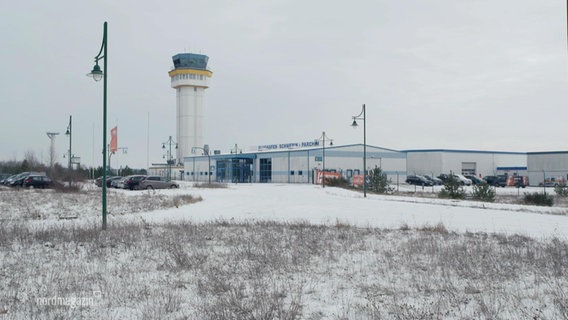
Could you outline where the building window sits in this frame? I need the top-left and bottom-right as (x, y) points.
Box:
(298, 170), (303, 175)
(346, 169), (353, 178)
(290, 170), (295, 175)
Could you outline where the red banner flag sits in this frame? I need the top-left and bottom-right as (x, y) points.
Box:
(110, 127), (118, 153)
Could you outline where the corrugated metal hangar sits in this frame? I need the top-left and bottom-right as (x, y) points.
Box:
(405, 149), (527, 178)
(527, 151), (568, 186)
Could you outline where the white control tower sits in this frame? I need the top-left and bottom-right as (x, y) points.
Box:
(168, 53), (212, 164)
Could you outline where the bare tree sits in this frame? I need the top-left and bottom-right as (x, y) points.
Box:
(24, 150), (42, 171)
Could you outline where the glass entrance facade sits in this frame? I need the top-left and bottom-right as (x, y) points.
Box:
(216, 158), (253, 183)
(259, 158), (272, 183)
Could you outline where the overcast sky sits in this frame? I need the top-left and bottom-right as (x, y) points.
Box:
(1, 1), (567, 169)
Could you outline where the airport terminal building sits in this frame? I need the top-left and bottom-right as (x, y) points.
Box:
(183, 143), (407, 184)
(180, 142), (554, 186)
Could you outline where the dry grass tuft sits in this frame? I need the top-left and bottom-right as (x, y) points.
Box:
(0, 219), (566, 319)
(193, 182), (228, 189)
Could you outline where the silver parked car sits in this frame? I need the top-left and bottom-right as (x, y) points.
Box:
(138, 176), (179, 190)
(453, 174), (472, 186)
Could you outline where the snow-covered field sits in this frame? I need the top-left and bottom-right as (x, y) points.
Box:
(1, 182), (567, 319)
(8, 182), (565, 238)
(125, 183), (568, 239)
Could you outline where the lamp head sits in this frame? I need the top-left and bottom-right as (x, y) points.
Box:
(87, 63), (103, 82)
(162, 144), (165, 149)
(65, 129), (70, 136)
(351, 119), (359, 128)
(330, 140), (334, 146)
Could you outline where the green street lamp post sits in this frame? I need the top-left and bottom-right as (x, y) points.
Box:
(87, 21), (108, 230)
(351, 104), (367, 197)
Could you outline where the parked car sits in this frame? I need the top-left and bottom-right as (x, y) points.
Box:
(0, 173), (12, 184)
(95, 176), (122, 188)
(464, 175), (484, 185)
(2, 174), (18, 185)
(483, 175), (507, 187)
(112, 177), (125, 188)
(423, 175), (443, 185)
(513, 176), (529, 188)
(452, 174), (472, 186)
(437, 174), (450, 182)
(9, 172), (41, 187)
(23, 175), (52, 188)
(538, 177), (562, 187)
(406, 175), (433, 186)
(123, 175), (147, 190)
(138, 176), (179, 190)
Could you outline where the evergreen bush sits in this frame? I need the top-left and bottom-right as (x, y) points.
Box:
(368, 166), (393, 194)
(472, 182), (496, 202)
(554, 182), (568, 197)
(439, 174), (466, 199)
(523, 192), (554, 207)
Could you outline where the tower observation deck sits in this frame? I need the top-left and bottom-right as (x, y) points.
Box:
(168, 53), (213, 164)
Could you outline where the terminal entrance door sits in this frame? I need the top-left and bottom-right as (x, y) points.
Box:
(216, 158), (253, 183)
(259, 158), (272, 183)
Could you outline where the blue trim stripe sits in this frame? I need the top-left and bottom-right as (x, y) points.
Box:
(528, 151), (568, 155)
(496, 166), (527, 171)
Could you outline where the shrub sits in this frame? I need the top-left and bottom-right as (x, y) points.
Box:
(194, 182), (228, 189)
(52, 181), (82, 193)
(368, 166), (393, 194)
(324, 176), (350, 188)
(524, 192), (554, 206)
(554, 182), (568, 197)
(418, 222), (449, 235)
(471, 182), (496, 202)
(439, 175), (466, 199)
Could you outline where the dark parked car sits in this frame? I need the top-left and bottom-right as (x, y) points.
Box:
(123, 175), (146, 190)
(138, 176), (179, 190)
(483, 175), (507, 187)
(23, 175), (52, 188)
(95, 176), (122, 188)
(0, 173), (12, 184)
(464, 175), (484, 185)
(9, 172), (42, 187)
(406, 175), (433, 186)
(424, 175), (443, 185)
(2, 174), (18, 185)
